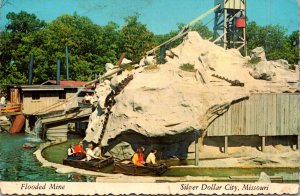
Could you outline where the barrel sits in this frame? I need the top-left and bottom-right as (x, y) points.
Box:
(9, 114), (25, 133)
(235, 17), (246, 28)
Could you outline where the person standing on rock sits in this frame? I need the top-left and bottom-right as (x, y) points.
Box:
(146, 149), (157, 165)
(0, 95), (6, 107)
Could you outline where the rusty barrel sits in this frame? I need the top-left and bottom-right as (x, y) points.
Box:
(9, 114), (25, 133)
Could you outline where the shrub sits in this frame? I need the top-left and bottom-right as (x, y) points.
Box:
(120, 63), (135, 71)
(248, 57), (261, 64)
(179, 63), (196, 72)
(145, 64), (159, 71)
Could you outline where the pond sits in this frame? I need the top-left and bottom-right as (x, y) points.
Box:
(42, 139), (298, 183)
(0, 132), (95, 182)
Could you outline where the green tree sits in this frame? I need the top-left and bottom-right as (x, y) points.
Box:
(6, 11), (46, 33)
(0, 11), (46, 84)
(120, 15), (155, 61)
(246, 21), (298, 64)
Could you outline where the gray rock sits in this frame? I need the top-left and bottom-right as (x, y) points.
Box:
(250, 47), (267, 61)
(249, 61), (275, 81)
(105, 63), (115, 72)
(108, 141), (135, 160)
(257, 172), (271, 183)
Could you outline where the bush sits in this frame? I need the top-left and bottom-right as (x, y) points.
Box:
(144, 64), (159, 71)
(248, 57), (261, 64)
(120, 63), (135, 71)
(179, 63), (196, 72)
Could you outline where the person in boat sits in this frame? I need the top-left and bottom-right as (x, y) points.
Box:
(138, 146), (145, 164)
(146, 149), (157, 165)
(67, 144), (75, 159)
(93, 143), (102, 158)
(86, 143), (100, 161)
(74, 141), (86, 160)
(132, 149), (144, 166)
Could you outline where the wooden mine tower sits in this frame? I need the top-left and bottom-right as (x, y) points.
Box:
(213, 0), (247, 55)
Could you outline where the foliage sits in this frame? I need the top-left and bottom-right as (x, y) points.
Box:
(179, 63), (196, 72)
(144, 64), (159, 71)
(246, 21), (299, 64)
(0, 11), (298, 86)
(120, 63), (135, 71)
(120, 15), (155, 62)
(248, 57), (261, 64)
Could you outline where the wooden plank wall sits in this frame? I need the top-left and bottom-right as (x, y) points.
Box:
(207, 93), (300, 136)
(22, 90), (78, 115)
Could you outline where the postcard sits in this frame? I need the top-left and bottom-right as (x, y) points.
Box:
(0, 0), (299, 195)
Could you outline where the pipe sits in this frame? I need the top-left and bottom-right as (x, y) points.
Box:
(28, 54), (34, 85)
(66, 45), (69, 80)
(56, 59), (60, 85)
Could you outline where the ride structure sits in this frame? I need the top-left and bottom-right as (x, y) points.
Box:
(213, 0), (247, 54)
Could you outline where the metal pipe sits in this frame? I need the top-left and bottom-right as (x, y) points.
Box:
(56, 59), (61, 85)
(28, 54), (34, 85)
(66, 45), (69, 80)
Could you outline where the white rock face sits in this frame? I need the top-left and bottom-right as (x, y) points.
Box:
(84, 31), (299, 158)
(105, 63), (115, 72)
(121, 58), (132, 65)
(249, 61), (276, 81)
(250, 47), (267, 61)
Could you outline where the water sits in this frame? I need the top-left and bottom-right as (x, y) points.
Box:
(0, 132), (95, 182)
(1, 132), (298, 182)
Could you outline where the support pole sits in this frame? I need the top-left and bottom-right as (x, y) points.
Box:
(195, 131), (200, 166)
(65, 45), (69, 80)
(224, 136), (228, 154)
(223, 9), (227, 49)
(56, 59), (61, 85)
(262, 136), (266, 152)
(297, 135), (300, 150)
(28, 54), (34, 85)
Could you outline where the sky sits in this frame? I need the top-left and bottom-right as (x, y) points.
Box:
(0, 0), (298, 34)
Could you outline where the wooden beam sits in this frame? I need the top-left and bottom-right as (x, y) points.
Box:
(297, 135), (300, 150)
(262, 136), (266, 152)
(224, 136), (228, 154)
(195, 134), (199, 166)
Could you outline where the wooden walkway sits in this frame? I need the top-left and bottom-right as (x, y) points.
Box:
(0, 104), (22, 116)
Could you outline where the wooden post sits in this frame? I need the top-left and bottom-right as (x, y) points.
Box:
(297, 135), (300, 150)
(262, 136), (266, 152)
(195, 131), (200, 166)
(224, 136), (228, 154)
(224, 135), (228, 154)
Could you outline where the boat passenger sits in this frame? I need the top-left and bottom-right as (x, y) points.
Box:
(138, 146), (145, 164)
(132, 149), (144, 166)
(86, 143), (99, 161)
(74, 141), (86, 160)
(146, 149), (157, 165)
(67, 144), (75, 159)
(93, 143), (102, 158)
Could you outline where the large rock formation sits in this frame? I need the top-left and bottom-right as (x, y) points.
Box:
(84, 31), (299, 159)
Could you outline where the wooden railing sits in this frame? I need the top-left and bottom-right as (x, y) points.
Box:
(0, 103), (23, 115)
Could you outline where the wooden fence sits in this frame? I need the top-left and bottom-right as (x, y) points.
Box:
(206, 93), (300, 136)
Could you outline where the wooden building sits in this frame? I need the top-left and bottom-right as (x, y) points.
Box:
(205, 93), (300, 152)
(7, 80), (93, 115)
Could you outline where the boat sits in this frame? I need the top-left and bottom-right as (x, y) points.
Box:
(113, 160), (168, 176)
(62, 156), (114, 171)
(23, 143), (37, 149)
